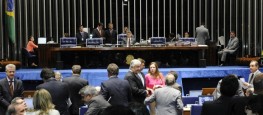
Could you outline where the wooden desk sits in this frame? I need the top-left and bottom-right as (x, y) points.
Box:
(183, 107), (190, 115)
(50, 46), (208, 69)
(38, 44), (59, 67)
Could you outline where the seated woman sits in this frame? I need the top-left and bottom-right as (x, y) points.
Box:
(26, 36), (38, 67)
(28, 89), (60, 115)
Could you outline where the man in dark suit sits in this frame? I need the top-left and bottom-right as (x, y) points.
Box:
(226, 72), (263, 115)
(63, 65), (89, 115)
(36, 68), (70, 115)
(76, 25), (89, 46)
(92, 23), (105, 39)
(100, 63), (132, 107)
(124, 59), (149, 104)
(105, 23), (118, 44)
(0, 64), (24, 115)
(201, 74), (240, 115)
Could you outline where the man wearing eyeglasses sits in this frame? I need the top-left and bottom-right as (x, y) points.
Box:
(6, 97), (27, 115)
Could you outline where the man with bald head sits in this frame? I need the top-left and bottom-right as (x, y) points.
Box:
(144, 74), (183, 115)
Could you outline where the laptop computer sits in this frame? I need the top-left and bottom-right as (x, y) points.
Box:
(24, 98), (33, 109)
(198, 95), (214, 105)
(38, 37), (47, 44)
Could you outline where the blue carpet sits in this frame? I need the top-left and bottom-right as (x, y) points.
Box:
(0, 66), (260, 95)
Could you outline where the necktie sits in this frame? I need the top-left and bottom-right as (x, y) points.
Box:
(249, 74), (254, 84)
(9, 80), (14, 96)
(137, 73), (144, 86)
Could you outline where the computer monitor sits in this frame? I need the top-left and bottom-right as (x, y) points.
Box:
(24, 98), (33, 109)
(38, 37), (47, 44)
(198, 95), (214, 105)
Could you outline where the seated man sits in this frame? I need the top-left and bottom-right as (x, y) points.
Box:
(76, 25), (89, 46)
(218, 31), (239, 66)
(122, 31), (136, 46)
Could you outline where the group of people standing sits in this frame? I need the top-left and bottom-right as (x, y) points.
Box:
(0, 58), (184, 115)
(76, 23), (134, 46)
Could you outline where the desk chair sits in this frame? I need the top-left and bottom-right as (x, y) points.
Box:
(21, 48), (36, 67)
(190, 105), (202, 115)
(79, 106), (88, 115)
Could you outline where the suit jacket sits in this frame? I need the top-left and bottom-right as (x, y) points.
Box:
(201, 96), (233, 115)
(105, 29), (117, 44)
(124, 71), (147, 104)
(0, 77), (24, 115)
(227, 96), (248, 115)
(36, 78), (70, 115)
(63, 75), (89, 115)
(196, 26), (210, 45)
(248, 70), (261, 86)
(85, 95), (111, 115)
(76, 32), (89, 45)
(144, 86), (183, 115)
(100, 76), (132, 107)
(225, 37), (239, 53)
(92, 28), (105, 38)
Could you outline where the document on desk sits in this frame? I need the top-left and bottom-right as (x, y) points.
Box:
(198, 45), (208, 47)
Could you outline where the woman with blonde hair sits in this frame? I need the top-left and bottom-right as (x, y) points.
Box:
(29, 89), (60, 115)
(145, 62), (165, 115)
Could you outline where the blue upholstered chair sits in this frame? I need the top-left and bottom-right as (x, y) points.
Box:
(190, 105), (202, 115)
(79, 106), (88, 115)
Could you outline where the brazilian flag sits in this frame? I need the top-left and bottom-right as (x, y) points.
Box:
(5, 0), (15, 44)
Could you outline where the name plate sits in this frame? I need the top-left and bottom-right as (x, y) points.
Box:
(60, 37), (77, 48)
(150, 37), (166, 45)
(179, 37), (196, 42)
(86, 38), (103, 45)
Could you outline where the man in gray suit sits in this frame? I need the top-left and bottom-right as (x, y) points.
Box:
(144, 74), (183, 115)
(243, 60), (261, 89)
(196, 23), (210, 45)
(218, 31), (239, 66)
